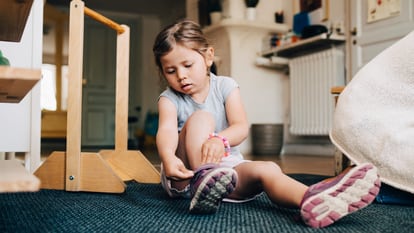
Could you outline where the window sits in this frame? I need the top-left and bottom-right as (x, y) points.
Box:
(41, 64), (68, 111)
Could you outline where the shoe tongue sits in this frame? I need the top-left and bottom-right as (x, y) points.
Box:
(190, 163), (218, 196)
(194, 163), (217, 173)
(191, 163), (216, 182)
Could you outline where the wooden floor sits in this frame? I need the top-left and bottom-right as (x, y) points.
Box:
(139, 147), (336, 177)
(245, 153), (335, 176)
(34, 146), (335, 177)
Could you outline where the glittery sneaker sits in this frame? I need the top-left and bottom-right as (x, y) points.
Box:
(189, 163), (238, 214)
(300, 163), (381, 228)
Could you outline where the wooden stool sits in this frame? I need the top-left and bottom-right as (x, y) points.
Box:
(34, 0), (160, 193)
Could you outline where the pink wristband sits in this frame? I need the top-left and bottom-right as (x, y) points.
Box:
(208, 133), (231, 157)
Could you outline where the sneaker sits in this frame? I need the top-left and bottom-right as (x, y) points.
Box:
(189, 163), (237, 214)
(300, 163), (381, 228)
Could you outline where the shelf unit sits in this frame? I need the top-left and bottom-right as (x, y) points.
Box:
(203, 18), (289, 34)
(255, 56), (289, 72)
(0, 67), (41, 193)
(0, 0), (41, 193)
(260, 33), (345, 58)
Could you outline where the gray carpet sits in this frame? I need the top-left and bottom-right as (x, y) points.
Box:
(1, 174), (413, 233)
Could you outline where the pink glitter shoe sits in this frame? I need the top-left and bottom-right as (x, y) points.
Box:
(189, 164), (237, 214)
(300, 163), (381, 228)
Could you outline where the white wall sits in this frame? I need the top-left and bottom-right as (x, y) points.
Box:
(139, 16), (162, 126)
(198, 0), (345, 155)
(201, 0), (292, 154)
(38, 1), (346, 155)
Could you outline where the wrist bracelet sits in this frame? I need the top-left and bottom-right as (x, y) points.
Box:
(208, 133), (231, 157)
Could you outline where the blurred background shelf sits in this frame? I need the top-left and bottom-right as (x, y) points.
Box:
(261, 33), (345, 58)
(255, 56), (289, 73)
(203, 18), (289, 34)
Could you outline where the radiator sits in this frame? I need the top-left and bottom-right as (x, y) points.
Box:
(289, 48), (345, 135)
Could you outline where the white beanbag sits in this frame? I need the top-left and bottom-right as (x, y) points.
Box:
(330, 31), (414, 194)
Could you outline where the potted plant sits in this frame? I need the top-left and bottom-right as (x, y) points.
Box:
(0, 50), (10, 66)
(244, 0), (260, 20)
(245, 0), (259, 8)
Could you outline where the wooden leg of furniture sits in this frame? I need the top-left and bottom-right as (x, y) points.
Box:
(100, 150), (160, 183)
(334, 148), (351, 175)
(331, 86), (350, 175)
(34, 151), (126, 193)
(34, 152), (65, 190)
(98, 22), (160, 184)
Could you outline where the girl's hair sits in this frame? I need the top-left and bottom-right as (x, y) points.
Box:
(152, 20), (211, 77)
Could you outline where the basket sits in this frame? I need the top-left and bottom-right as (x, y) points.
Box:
(251, 124), (283, 155)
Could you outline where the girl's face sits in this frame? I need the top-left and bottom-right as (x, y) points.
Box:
(160, 44), (214, 98)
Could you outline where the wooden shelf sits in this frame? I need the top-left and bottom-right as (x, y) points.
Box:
(203, 18), (289, 34)
(255, 56), (289, 72)
(0, 0), (34, 42)
(260, 33), (345, 58)
(0, 66), (41, 103)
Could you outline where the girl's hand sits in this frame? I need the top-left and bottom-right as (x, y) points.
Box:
(163, 157), (194, 181)
(201, 137), (225, 164)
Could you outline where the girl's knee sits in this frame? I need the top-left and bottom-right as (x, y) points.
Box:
(238, 161), (282, 179)
(188, 110), (214, 123)
(257, 161), (281, 172)
(245, 161), (284, 183)
(185, 110), (215, 130)
(262, 161), (283, 176)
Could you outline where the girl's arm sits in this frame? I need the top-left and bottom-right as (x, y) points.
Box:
(221, 87), (250, 146)
(157, 96), (193, 180)
(201, 87), (249, 164)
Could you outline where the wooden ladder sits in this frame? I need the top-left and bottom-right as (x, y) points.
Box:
(34, 0), (160, 193)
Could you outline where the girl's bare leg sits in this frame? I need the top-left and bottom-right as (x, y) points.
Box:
(229, 161), (308, 208)
(171, 111), (215, 189)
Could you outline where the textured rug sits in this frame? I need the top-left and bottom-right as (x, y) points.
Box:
(1, 174), (413, 233)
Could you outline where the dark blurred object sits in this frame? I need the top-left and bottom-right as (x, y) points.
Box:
(198, 0), (210, 27)
(293, 12), (309, 36)
(128, 116), (139, 150)
(245, 0), (259, 8)
(270, 34), (278, 47)
(207, 0), (222, 12)
(300, 0), (321, 12)
(211, 62), (217, 75)
(301, 25), (327, 39)
(198, 0), (223, 26)
(275, 11), (284, 23)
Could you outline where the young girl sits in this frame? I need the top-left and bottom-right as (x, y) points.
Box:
(153, 20), (380, 228)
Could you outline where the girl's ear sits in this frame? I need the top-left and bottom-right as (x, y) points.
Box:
(205, 47), (215, 67)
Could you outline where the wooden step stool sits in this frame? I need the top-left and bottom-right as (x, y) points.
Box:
(34, 0), (160, 193)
